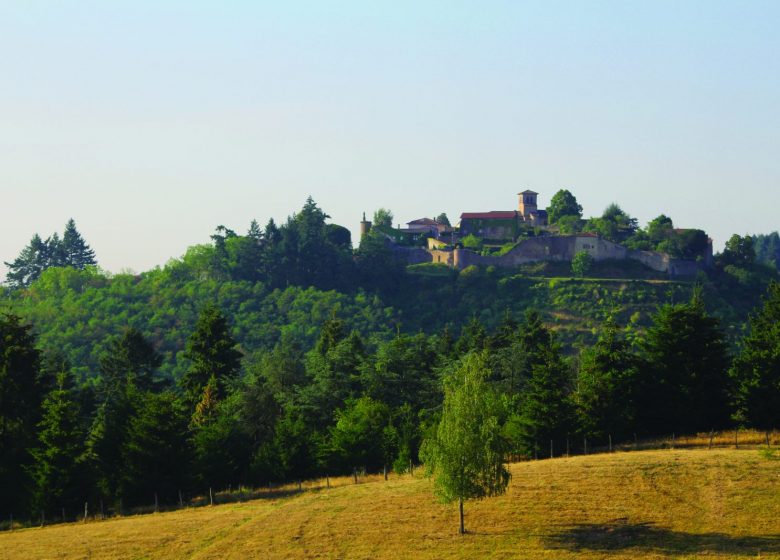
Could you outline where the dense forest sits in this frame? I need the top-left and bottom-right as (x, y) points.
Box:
(2, 196), (779, 521)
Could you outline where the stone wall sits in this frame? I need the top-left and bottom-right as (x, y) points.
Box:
(412, 234), (705, 278)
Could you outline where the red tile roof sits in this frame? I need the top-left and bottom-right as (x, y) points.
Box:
(460, 211), (518, 220)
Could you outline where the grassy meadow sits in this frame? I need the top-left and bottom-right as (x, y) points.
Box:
(1, 448), (779, 559)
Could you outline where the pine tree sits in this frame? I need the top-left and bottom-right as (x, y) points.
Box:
(421, 352), (510, 535)
(99, 328), (164, 394)
(181, 305), (242, 406)
(638, 289), (732, 435)
(731, 282), (780, 430)
(62, 219), (97, 269)
(29, 370), (83, 513)
(517, 340), (576, 456)
(0, 313), (44, 516)
(575, 319), (640, 440)
(4, 233), (50, 288)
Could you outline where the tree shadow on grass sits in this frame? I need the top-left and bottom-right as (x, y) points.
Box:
(545, 520), (780, 557)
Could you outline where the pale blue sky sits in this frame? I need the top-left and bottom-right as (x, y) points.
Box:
(1, 1), (778, 273)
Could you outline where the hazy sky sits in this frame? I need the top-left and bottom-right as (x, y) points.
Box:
(2, 1), (778, 273)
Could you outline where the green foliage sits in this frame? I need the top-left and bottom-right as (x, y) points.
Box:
(720, 234), (756, 268)
(461, 234), (483, 250)
(571, 251), (594, 277)
(584, 204), (638, 243)
(373, 208), (394, 228)
(4, 220), (96, 288)
(637, 289), (731, 435)
(575, 319), (639, 440)
(546, 189), (583, 224)
(754, 232), (780, 270)
(730, 282), (780, 429)
(435, 213), (451, 226)
(0, 313), (44, 515)
(514, 322), (576, 456)
(421, 352), (509, 533)
(327, 397), (390, 472)
(181, 305), (242, 406)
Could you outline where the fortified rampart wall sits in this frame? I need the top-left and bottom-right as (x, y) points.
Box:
(401, 234), (705, 278)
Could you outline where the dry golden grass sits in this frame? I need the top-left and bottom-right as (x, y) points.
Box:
(2, 448), (779, 559)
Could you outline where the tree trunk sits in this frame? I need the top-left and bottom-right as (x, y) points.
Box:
(459, 498), (465, 535)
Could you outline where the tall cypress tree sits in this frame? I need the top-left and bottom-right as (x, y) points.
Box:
(731, 282), (780, 430)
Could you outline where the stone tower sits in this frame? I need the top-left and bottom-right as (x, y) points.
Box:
(518, 190), (538, 219)
(359, 212), (372, 236)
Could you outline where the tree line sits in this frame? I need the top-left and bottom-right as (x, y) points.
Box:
(2, 279), (779, 522)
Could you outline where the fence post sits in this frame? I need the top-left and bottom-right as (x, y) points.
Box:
(671, 433), (675, 449)
(154, 493), (159, 513)
(609, 434), (612, 452)
(179, 490), (183, 508)
(83, 502), (88, 523)
(100, 500), (104, 520)
(550, 439), (554, 459)
(383, 465), (388, 481)
(9, 513), (12, 531)
(634, 433), (638, 451)
(767, 431), (771, 447)
(584, 437), (587, 455)
(62, 507), (65, 523)
(298, 481), (302, 492)
(209, 487), (214, 506)
(326, 475), (330, 489)
(40, 510), (44, 528)
(709, 430), (714, 449)
(566, 437), (570, 457)
(735, 428), (739, 449)
(353, 469), (358, 484)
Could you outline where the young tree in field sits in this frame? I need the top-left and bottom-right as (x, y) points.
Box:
(181, 305), (242, 406)
(421, 352), (510, 535)
(546, 189), (583, 224)
(731, 282), (780, 431)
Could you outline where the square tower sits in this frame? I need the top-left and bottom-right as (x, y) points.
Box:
(518, 190), (538, 218)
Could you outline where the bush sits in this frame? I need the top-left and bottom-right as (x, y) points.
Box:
(572, 251), (594, 277)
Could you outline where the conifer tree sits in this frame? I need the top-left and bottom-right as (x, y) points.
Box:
(517, 339), (575, 456)
(575, 318), (640, 440)
(0, 314), (43, 516)
(731, 282), (780, 430)
(421, 352), (509, 534)
(99, 328), (164, 394)
(29, 369), (83, 514)
(62, 219), (97, 269)
(4, 233), (49, 288)
(181, 305), (242, 406)
(638, 289), (731, 435)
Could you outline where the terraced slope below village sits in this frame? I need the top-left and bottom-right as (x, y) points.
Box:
(2, 448), (778, 559)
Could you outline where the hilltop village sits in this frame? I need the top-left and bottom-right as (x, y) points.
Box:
(361, 191), (713, 278)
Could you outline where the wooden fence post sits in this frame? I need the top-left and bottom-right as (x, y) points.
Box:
(550, 439), (554, 459)
(735, 428), (739, 449)
(326, 476), (330, 489)
(62, 507), (65, 523)
(584, 437), (587, 455)
(83, 502), (88, 523)
(566, 437), (570, 457)
(609, 434), (612, 452)
(209, 487), (214, 506)
(709, 430), (714, 449)
(154, 493), (158, 513)
(179, 490), (183, 508)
